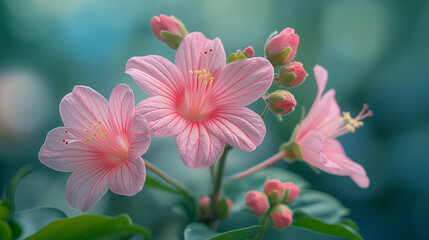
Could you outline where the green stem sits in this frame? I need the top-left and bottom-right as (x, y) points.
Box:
(145, 161), (193, 200)
(210, 165), (216, 187)
(208, 144), (233, 228)
(254, 213), (270, 240)
(261, 104), (270, 119)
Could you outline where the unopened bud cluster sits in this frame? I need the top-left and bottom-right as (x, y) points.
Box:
(245, 179), (300, 230)
(151, 15), (188, 49)
(198, 195), (233, 222)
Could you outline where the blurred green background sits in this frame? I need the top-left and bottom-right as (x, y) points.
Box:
(1, 0), (428, 239)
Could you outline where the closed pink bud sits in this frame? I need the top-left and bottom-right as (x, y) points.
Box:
(243, 46), (254, 58)
(264, 179), (284, 204)
(151, 15), (188, 49)
(269, 204), (293, 229)
(267, 90), (296, 116)
(282, 182), (300, 203)
(265, 28), (299, 66)
(245, 190), (269, 216)
(199, 195), (210, 214)
(278, 62), (307, 88)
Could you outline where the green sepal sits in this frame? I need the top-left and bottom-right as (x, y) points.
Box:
(216, 198), (229, 220)
(160, 31), (183, 50)
(172, 15), (188, 37)
(227, 52), (247, 63)
(266, 47), (291, 66)
(0, 204), (10, 221)
(281, 142), (303, 161)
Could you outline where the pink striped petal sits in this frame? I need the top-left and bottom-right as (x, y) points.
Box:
(65, 164), (110, 212)
(205, 107), (266, 151)
(298, 131), (327, 170)
(127, 114), (151, 159)
(314, 65), (328, 101)
(136, 96), (187, 137)
(322, 139), (369, 188)
(298, 89), (340, 141)
(39, 127), (103, 172)
(108, 84), (134, 136)
(60, 86), (111, 131)
(175, 32), (226, 87)
(175, 122), (225, 169)
(211, 57), (273, 106)
(126, 55), (183, 99)
(108, 157), (146, 196)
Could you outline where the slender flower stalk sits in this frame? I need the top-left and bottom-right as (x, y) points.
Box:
(145, 161), (193, 200)
(231, 151), (285, 180)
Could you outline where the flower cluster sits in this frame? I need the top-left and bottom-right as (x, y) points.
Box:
(245, 179), (300, 229)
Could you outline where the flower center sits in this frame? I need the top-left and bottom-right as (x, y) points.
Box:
(177, 49), (217, 122)
(326, 104), (373, 139)
(62, 120), (128, 163)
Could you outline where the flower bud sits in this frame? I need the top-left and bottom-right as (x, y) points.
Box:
(243, 46), (254, 58)
(267, 90), (296, 121)
(198, 195), (210, 216)
(278, 62), (307, 88)
(282, 182), (300, 203)
(264, 179), (284, 204)
(265, 28), (299, 66)
(217, 197), (233, 220)
(269, 204), (293, 229)
(245, 190), (270, 216)
(151, 15), (188, 49)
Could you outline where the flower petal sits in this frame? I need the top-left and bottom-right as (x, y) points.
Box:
(60, 86), (110, 131)
(109, 157), (146, 196)
(65, 163), (110, 212)
(314, 65), (328, 101)
(136, 96), (187, 137)
(211, 57), (273, 106)
(175, 32), (226, 88)
(175, 122), (225, 169)
(108, 84), (134, 136)
(126, 55), (183, 99)
(39, 127), (103, 172)
(298, 131), (327, 169)
(322, 139), (369, 188)
(205, 107), (266, 151)
(298, 89), (341, 140)
(127, 114), (151, 159)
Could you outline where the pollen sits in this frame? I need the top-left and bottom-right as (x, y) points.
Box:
(339, 111), (364, 133)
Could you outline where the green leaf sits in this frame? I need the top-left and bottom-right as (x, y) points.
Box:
(145, 174), (191, 200)
(227, 53), (247, 63)
(25, 214), (151, 240)
(0, 220), (13, 240)
(184, 223), (260, 240)
(5, 165), (33, 211)
(292, 212), (363, 240)
(224, 167), (308, 211)
(12, 207), (67, 239)
(289, 190), (350, 223)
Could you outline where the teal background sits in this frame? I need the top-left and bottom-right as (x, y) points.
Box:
(1, 0), (428, 239)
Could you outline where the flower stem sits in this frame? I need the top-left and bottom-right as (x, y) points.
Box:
(254, 213), (270, 240)
(261, 104), (270, 119)
(145, 161), (193, 200)
(230, 151), (285, 180)
(208, 144), (233, 228)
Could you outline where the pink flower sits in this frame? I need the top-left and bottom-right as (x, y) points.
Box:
(243, 46), (254, 58)
(278, 61), (307, 88)
(126, 32), (273, 169)
(264, 179), (284, 203)
(39, 84), (151, 211)
(151, 15), (184, 42)
(295, 65), (372, 188)
(282, 182), (300, 203)
(265, 28), (299, 66)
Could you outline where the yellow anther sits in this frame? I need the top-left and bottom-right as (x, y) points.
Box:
(92, 137), (96, 141)
(93, 133), (97, 136)
(96, 127), (100, 131)
(189, 70), (193, 74)
(204, 81), (208, 85)
(88, 125), (92, 128)
(96, 120), (101, 124)
(85, 129), (89, 132)
(198, 75), (203, 81)
(202, 69), (206, 73)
